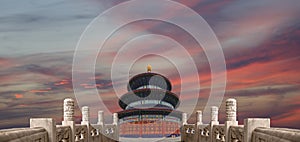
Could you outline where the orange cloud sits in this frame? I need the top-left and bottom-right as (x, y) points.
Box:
(29, 89), (50, 93)
(15, 94), (23, 99)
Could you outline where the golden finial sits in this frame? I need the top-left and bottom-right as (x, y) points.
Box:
(147, 64), (152, 72)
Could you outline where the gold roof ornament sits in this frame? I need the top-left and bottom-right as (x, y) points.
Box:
(147, 64), (152, 72)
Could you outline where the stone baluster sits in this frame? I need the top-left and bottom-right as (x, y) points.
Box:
(81, 106), (90, 142)
(81, 106), (89, 125)
(210, 106), (219, 142)
(97, 111), (104, 126)
(182, 113), (188, 125)
(111, 113), (119, 141)
(96, 111), (104, 141)
(113, 113), (118, 125)
(225, 98), (238, 142)
(63, 98), (74, 122)
(211, 106), (219, 125)
(226, 98), (237, 122)
(62, 98), (75, 142)
(196, 110), (203, 126)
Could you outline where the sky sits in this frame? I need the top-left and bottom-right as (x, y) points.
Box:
(0, 0), (300, 129)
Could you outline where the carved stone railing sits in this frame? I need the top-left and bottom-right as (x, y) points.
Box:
(56, 125), (71, 142)
(75, 124), (88, 142)
(252, 127), (300, 142)
(2, 98), (300, 142)
(21, 100), (119, 142)
(90, 125), (98, 137)
(180, 99), (278, 142)
(212, 124), (225, 142)
(228, 125), (243, 142)
(0, 127), (48, 142)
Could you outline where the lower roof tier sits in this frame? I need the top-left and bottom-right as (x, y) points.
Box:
(117, 108), (182, 119)
(119, 88), (180, 110)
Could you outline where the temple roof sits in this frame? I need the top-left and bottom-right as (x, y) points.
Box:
(127, 72), (172, 91)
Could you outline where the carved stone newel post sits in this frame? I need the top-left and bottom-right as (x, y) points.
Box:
(97, 111), (104, 126)
(226, 98), (237, 122)
(81, 106), (89, 125)
(63, 98), (74, 122)
(225, 98), (238, 142)
(211, 106), (219, 124)
(113, 113), (118, 125)
(182, 113), (188, 125)
(62, 98), (75, 142)
(196, 110), (203, 126)
(210, 106), (219, 141)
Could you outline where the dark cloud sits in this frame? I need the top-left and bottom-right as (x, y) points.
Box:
(226, 85), (300, 97)
(227, 56), (270, 70)
(17, 64), (57, 76)
(225, 22), (300, 71)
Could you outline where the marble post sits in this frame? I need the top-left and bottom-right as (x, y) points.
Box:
(182, 113), (188, 125)
(196, 110), (203, 126)
(97, 111), (104, 126)
(210, 106), (219, 142)
(63, 98), (74, 122)
(81, 106), (90, 142)
(95, 111), (104, 141)
(225, 98), (238, 142)
(111, 113), (119, 141)
(113, 113), (118, 125)
(226, 98), (237, 122)
(81, 106), (89, 125)
(62, 98), (75, 142)
(211, 106), (219, 124)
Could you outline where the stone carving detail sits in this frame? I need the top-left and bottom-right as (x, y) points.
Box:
(185, 127), (195, 134)
(229, 126), (244, 142)
(75, 125), (88, 142)
(213, 125), (225, 142)
(63, 98), (74, 121)
(200, 125), (210, 137)
(102, 124), (119, 141)
(90, 126), (97, 136)
(226, 98), (237, 121)
(105, 128), (114, 134)
(56, 125), (71, 142)
(89, 124), (103, 142)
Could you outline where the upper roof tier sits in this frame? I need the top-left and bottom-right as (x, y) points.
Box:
(127, 72), (172, 91)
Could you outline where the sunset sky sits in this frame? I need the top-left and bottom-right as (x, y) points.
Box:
(0, 0), (299, 129)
